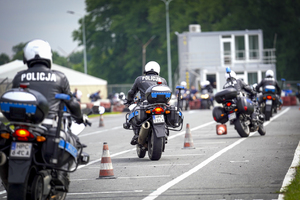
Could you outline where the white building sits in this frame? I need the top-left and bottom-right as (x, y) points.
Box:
(176, 25), (276, 92)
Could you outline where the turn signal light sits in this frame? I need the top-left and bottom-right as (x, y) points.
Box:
(152, 107), (164, 114)
(0, 133), (10, 139)
(221, 114), (224, 117)
(145, 110), (151, 114)
(36, 136), (46, 142)
(165, 110), (171, 114)
(234, 108), (238, 112)
(267, 96), (272, 100)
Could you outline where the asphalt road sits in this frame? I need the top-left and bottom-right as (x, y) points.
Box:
(1, 106), (300, 200)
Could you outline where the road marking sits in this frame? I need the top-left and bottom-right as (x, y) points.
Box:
(143, 107), (291, 200)
(67, 190), (143, 195)
(230, 160), (249, 163)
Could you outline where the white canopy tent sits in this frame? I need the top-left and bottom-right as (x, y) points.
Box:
(0, 60), (107, 103)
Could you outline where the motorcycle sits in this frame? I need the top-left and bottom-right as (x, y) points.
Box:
(122, 83), (184, 161)
(212, 68), (265, 137)
(257, 85), (280, 121)
(200, 89), (213, 109)
(0, 84), (91, 200)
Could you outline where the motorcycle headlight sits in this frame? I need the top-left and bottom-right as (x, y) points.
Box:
(201, 94), (209, 99)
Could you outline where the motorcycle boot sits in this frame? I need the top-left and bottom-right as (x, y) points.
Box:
(131, 128), (139, 145)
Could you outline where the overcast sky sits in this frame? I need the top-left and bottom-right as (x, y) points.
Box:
(0, 0), (86, 58)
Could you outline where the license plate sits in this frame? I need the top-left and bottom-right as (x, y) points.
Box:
(266, 100), (272, 105)
(152, 115), (165, 124)
(10, 142), (32, 158)
(228, 112), (236, 120)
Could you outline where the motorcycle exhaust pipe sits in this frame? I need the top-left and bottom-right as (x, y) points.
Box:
(138, 121), (151, 145)
(0, 151), (7, 166)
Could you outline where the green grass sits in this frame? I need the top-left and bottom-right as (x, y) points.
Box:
(281, 165), (300, 199)
(88, 112), (122, 118)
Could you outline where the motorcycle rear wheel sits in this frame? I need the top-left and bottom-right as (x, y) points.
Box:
(136, 144), (146, 158)
(234, 119), (250, 137)
(148, 131), (163, 161)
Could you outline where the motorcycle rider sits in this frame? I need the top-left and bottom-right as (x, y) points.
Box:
(255, 69), (281, 113)
(223, 70), (258, 121)
(127, 61), (167, 145)
(11, 39), (89, 189)
(201, 80), (214, 106)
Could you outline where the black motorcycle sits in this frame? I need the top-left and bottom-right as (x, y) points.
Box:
(212, 68), (265, 137)
(0, 85), (90, 200)
(257, 85), (280, 121)
(122, 84), (184, 161)
(200, 89), (213, 109)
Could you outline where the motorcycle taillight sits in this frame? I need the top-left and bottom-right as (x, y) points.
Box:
(267, 95), (272, 100)
(13, 129), (34, 141)
(226, 102), (232, 107)
(153, 107), (164, 114)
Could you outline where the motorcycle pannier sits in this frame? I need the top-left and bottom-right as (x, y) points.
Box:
(128, 105), (147, 125)
(145, 85), (172, 104)
(214, 88), (237, 103)
(237, 97), (254, 115)
(212, 106), (228, 124)
(166, 105), (183, 127)
(0, 88), (49, 124)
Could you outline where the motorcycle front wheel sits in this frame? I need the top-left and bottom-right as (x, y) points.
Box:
(234, 119), (250, 137)
(136, 144), (146, 158)
(148, 131), (163, 161)
(258, 124), (266, 136)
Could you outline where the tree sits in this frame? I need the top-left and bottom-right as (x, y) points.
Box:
(0, 53), (10, 65)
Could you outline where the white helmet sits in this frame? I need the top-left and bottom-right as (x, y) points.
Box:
(23, 39), (52, 68)
(144, 61), (160, 75)
(225, 71), (237, 80)
(266, 70), (274, 78)
(205, 80), (210, 86)
(180, 81), (187, 87)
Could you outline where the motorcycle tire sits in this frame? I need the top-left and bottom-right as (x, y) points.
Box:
(136, 144), (146, 158)
(31, 174), (44, 200)
(148, 131), (163, 161)
(258, 124), (266, 136)
(201, 100), (208, 109)
(234, 119), (250, 137)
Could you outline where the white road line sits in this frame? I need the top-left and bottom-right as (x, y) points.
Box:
(67, 190), (143, 195)
(143, 107), (290, 200)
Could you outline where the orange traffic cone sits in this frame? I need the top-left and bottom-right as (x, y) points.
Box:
(98, 142), (115, 179)
(216, 124), (227, 135)
(183, 123), (195, 149)
(99, 114), (104, 127)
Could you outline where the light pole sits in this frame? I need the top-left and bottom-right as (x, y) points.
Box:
(134, 35), (156, 75)
(162, 0), (173, 90)
(67, 11), (88, 74)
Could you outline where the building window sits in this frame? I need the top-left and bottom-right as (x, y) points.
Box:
(262, 71), (266, 79)
(235, 36), (245, 60)
(248, 72), (258, 85)
(249, 35), (259, 60)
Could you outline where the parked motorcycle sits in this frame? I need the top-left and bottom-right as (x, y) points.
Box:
(212, 68), (265, 137)
(0, 85), (91, 200)
(122, 84), (184, 161)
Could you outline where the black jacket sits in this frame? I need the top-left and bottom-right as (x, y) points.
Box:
(256, 77), (281, 96)
(127, 73), (168, 102)
(223, 78), (255, 95)
(12, 64), (82, 120)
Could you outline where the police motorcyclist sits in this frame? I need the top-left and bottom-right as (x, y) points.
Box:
(201, 80), (214, 106)
(223, 70), (258, 121)
(11, 39), (89, 188)
(127, 61), (167, 145)
(255, 70), (281, 112)
(178, 81), (189, 110)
